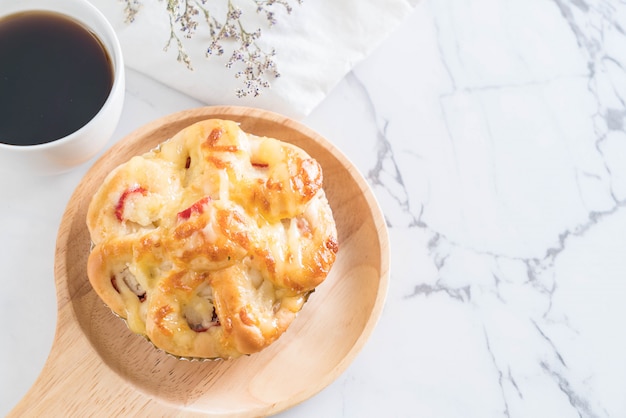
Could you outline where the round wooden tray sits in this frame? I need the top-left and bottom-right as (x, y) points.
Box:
(10, 106), (389, 417)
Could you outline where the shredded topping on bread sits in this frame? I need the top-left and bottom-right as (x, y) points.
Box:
(86, 119), (338, 359)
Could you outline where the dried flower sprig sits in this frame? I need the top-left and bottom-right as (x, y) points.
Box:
(119, 0), (303, 97)
(121, 0), (142, 23)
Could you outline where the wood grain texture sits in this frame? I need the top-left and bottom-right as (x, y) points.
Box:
(9, 106), (389, 417)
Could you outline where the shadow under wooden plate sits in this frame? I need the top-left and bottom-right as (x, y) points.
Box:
(10, 106), (389, 417)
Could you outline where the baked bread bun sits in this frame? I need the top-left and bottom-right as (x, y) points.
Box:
(86, 119), (338, 359)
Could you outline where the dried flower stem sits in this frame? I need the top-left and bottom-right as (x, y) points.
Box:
(119, 0), (303, 97)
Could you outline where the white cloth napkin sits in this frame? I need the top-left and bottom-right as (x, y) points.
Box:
(91, 0), (418, 118)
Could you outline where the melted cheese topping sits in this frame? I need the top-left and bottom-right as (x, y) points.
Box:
(86, 119), (338, 359)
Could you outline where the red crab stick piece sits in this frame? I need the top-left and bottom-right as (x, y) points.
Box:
(115, 186), (147, 221)
(177, 196), (211, 220)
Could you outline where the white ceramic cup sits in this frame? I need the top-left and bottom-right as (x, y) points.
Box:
(0, 0), (125, 176)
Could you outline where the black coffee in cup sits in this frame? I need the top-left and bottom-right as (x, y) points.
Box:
(0, 11), (114, 146)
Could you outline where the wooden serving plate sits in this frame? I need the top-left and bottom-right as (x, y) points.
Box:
(10, 106), (389, 417)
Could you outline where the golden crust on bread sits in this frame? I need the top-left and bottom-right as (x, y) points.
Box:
(86, 119), (338, 359)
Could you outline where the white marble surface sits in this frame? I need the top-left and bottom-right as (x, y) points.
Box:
(2, 0), (626, 416)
